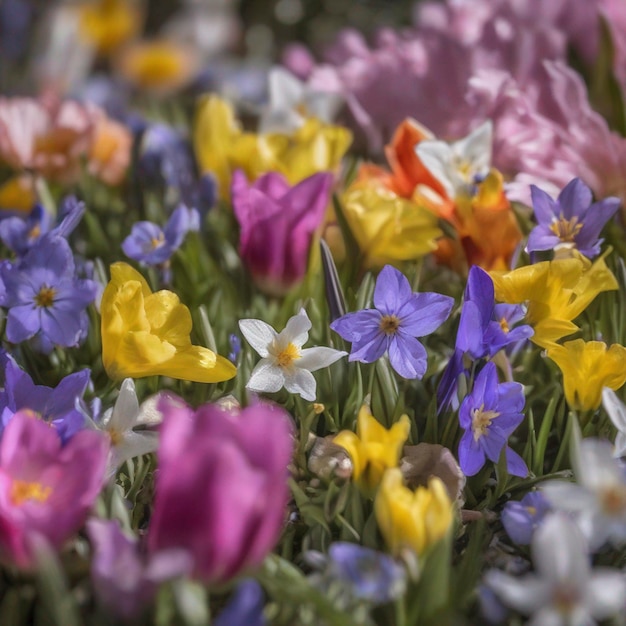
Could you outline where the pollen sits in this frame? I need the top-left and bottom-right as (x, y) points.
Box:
(379, 314), (401, 335)
(549, 213), (583, 243)
(151, 232), (165, 249)
(471, 403), (500, 441)
(11, 480), (52, 506)
(34, 286), (56, 308)
(276, 342), (301, 368)
(499, 317), (510, 333)
(109, 428), (123, 446)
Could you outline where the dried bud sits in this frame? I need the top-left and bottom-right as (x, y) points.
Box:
(308, 435), (353, 481)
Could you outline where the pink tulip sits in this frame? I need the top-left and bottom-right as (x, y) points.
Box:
(0, 410), (109, 568)
(231, 170), (332, 296)
(147, 397), (293, 584)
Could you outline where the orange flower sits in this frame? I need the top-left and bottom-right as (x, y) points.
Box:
(88, 112), (132, 186)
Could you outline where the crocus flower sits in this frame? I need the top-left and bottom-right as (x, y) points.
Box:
(546, 340), (626, 411)
(375, 468), (453, 557)
(88, 518), (190, 620)
(100, 262), (236, 383)
(239, 308), (346, 402)
(122, 205), (199, 266)
(147, 397), (293, 583)
(231, 170), (332, 296)
(485, 512), (626, 625)
(458, 361), (527, 477)
(0, 410), (108, 568)
(501, 491), (550, 545)
(526, 178), (620, 258)
(602, 388), (626, 458)
(542, 438), (626, 551)
(490, 253), (618, 349)
(0, 235), (98, 350)
(331, 265), (454, 379)
(334, 404), (410, 496)
(214, 580), (267, 626)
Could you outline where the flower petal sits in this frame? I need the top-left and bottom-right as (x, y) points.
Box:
(238, 319), (277, 357)
(297, 347), (347, 372)
(283, 368), (317, 401)
(246, 360), (285, 394)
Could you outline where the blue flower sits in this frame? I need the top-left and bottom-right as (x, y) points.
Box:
(458, 362), (527, 477)
(0, 236), (98, 350)
(331, 265), (453, 379)
(501, 491), (550, 545)
(121, 204), (199, 266)
(213, 580), (266, 626)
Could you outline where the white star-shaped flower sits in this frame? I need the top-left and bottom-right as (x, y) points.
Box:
(239, 308), (347, 401)
(415, 120), (493, 199)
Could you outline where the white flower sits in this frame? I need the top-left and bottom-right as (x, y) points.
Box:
(259, 67), (343, 134)
(485, 512), (626, 626)
(542, 437), (626, 551)
(99, 378), (161, 472)
(239, 308), (347, 402)
(415, 120), (493, 199)
(602, 387), (626, 458)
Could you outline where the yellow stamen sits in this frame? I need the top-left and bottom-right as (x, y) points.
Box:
(471, 403), (500, 441)
(379, 314), (400, 335)
(525, 505), (537, 516)
(109, 428), (123, 446)
(600, 485), (626, 516)
(549, 214), (583, 243)
(499, 317), (510, 333)
(35, 286), (56, 308)
(151, 233), (165, 249)
(276, 342), (301, 368)
(11, 480), (52, 505)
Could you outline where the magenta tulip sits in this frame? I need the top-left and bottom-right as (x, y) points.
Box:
(0, 410), (109, 568)
(231, 169), (333, 296)
(147, 397), (294, 583)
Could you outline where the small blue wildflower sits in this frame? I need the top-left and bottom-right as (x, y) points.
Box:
(501, 491), (550, 545)
(228, 333), (241, 363)
(213, 580), (266, 626)
(331, 265), (453, 379)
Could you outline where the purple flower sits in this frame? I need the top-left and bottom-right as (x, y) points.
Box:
(214, 580), (267, 626)
(87, 519), (191, 620)
(330, 265), (453, 379)
(121, 205), (199, 266)
(0, 236), (98, 350)
(526, 178), (620, 258)
(501, 491), (550, 545)
(458, 361), (527, 477)
(0, 354), (90, 442)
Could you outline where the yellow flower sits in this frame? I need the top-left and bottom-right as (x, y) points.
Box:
(260, 118), (352, 184)
(341, 181), (442, 268)
(490, 253), (618, 349)
(78, 0), (141, 56)
(0, 176), (36, 212)
(334, 405), (410, 495)
(375, 468), (453, 557)
(101, 263), (236, 383)
(546, 340), (626, 411)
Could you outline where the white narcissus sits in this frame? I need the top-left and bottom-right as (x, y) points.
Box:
(239, 308), (347, 402)
(416, 120), (493, 199)
(602, 387), (626, 458)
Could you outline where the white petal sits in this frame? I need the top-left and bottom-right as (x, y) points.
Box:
(108, 378), (139, 432)
(485, 570), (549, 614)
(532, 513), (590, 587)
(586, 569), (626, 618)
(284, 368), (317, 401)
(269, 66), (304, 111)
(239, 319), (277, 357)
(246, 360), (285, 394)
(305, 91), (343, 124)
(541, 481), (595, 512)
(278, 309), (311, 347)
(135, 393), (168, 426)
(415, 140), (456, 198)
(453, 120), (493, 176)
(113, 431), (160, 468)
(298, 347), (347, 372)
(577, 439), (625, 491)
(527, 608), (571, 626)
(603, 388), (626, 437)
(614, 432), (626, 459)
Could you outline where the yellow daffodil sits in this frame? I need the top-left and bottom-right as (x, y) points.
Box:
(78, 0), (141, 56)
(101, 263), (236, 383)
(375, 468), (453, 557)
(0, 176), (36, 212)
(334, 405), (410, 495)
(340, 181), (442, 268)
(546, 340), (626, 411)
(490, 253), (618, 349)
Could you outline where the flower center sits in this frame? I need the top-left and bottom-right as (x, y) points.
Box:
(498, 317), (510, 333)
(34, 286), (56, 308)
(151, 232), (165, 249)
(109, 428), (123, 446)
(549, 214), (583, 243)
(471, 403), (500, 441)
(276, 342), (301, 368)
(600, 485), (626, 516)
(379, 315), (400, 335)
(552, 581), (580, 616)
(28, 224), (41, 241)
(11, 480), (52, 506)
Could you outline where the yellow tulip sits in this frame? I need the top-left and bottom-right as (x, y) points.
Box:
(375, 468), (453, 557)
(546, 340), (626, 411)
(490, 253), (618, 349)
(101, 263), (236, 383)
(341, 181), (442, 268)
(334, 405), (410, 495)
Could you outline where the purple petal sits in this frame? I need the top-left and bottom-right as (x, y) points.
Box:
(480, 427), (508, 463)
(163, 205), (196, 250)
(530, 184), (558, 226)
(45, 369), (91, 419)
(437, 349), (465, 412)
(397, 292), (453, 337)
(330, 309), (381, 342)
(373, 265), (412, 315)
(496, 381), (525, 415)
(465, 266), (494, 320)
(456, 300), (487, 358)
(575, 197), (620, 256)
(505, 447), (528, 477)
(6, 304), (40, 342)
(557, 178), (592, 220)
(387, 334), (427, 379)
(526, 226), (560, 253)
(458, 430), (486, 476)
(40, 307), (85, 347)
(349, 328), (388, 363)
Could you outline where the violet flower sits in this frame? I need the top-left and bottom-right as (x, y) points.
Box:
(457, 361), (527, 477)
(527, 178), (620, 258)
(501, 491), (550, 545)
(330, 265), (453, 379)
(121, 204), (199, 266)
(0, 236), (98, 350)
(0, 410), (108, 569)
(147, 396), (293, 583)
(214, 580), (267, 626)
(231, 170), (332, 296)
